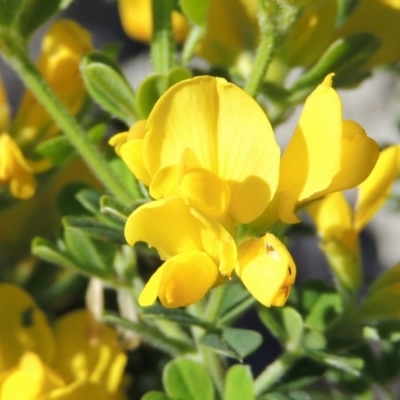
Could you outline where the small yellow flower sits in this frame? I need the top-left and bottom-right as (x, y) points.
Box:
(196, 0), (259, 67)
(308, 145), (400, 289)
(0, 134), (50, 199)
(0, 284), (127, 399)
(267, 74), (379, 225)
(13, 20), (92, 144)
(118, 0), (189, 43)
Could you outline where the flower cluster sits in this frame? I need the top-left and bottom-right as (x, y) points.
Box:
(111, 74), (378, 308)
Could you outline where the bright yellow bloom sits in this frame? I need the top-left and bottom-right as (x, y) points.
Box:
(335, 0), (400, 67)
(111, 76), (281, 228)
(270, 74), (379, 224)
(118, 0), (189, 43)
(0, 284), (127, 399)
(308, 145), (400, 289)
(13, 20), (92, 144)
(0, 134), (50, 199)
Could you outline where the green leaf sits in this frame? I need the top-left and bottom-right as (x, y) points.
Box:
(143, 305), (212, 329)
(63, 216), (125, 244)
(100, 195), (139, 224)
(200, 327), (262, 361)
(141, 392), (171, 400)
(109, 157), (142, 200)
(258, 307), (304, 351)
(291, 32), (381, 91)
(81, 52), (137, 125)
(0, 0), (26, 27)
(35, 136), (76, 166)
(225, 365), (255, 400)
(180, 0), (209, 26)
(136, 67), (192, 118)
(308, 351), (364, 377)
(31, 237), (82, 272)
(103, 312), (194, 356)
(302, 328), (326, 352)
(63, 221), (116, 277)
(16, 0), (73, 37)
(163, 358), (214, 400)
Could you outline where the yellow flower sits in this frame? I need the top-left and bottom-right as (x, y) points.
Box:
(12, 20), (92, 144)
(111, 76), (281, 228)
(0, 134), (50, 199)
(118, 0), (189, 43)
(267, 74), (379, 225)
(0, 284), (54, 373)
(0, 284), (127, 399)
(334, 0), (400, 67)
(196, 0), (259, 67)
(308, 145), (400, 289)
(279, 0), (338, 67)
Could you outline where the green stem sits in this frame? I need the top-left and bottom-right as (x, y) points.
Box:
(189, 302), (225, 399)
(181, 25), (205, 66)
(2, 34), (132, 204)
(244, 29), (275, 98)
(253, 350), (299, 396)
(151, 0), (175, 73)
(205, 284), (227, 323)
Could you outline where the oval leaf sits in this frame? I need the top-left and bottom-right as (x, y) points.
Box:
(163, 358), (214, 400)
(225, 365), (255, 400)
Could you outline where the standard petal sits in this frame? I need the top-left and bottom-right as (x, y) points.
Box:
(144, 76), (280, 223)
(355, 144), (400, 231)
(236, 234), (296, 307)
(158, 251), (219, 308)
(125, 198), (237, 275)
(278, 74), (342, 223)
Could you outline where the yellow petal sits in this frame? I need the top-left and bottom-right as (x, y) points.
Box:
(308, 192), (354, 241)
(278, 74), (342, 223)
(236, 234), (296, 307)
(145, 76), (280, 223)
(121, 139), (152, 186)
(0, 134), (37, 199)
(0, 284), (55, 373)
(48, 380), (111, 400)
(109, 132), (128, 157)
(51, 310), (126, 388)
(0, 352), (64, 400)
(139, 266), (164, 307)
(125, 197), (237, 275)
(355, 144), (400, 231)
(149, 165), (180, 199)
(306, 120), (379, 201)
(158, 251), (219, 308)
